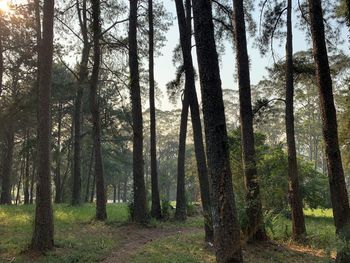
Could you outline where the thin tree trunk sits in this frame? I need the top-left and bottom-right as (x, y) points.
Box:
(0, 124), (14, 205)
(308, 0), (350, 261)
(148, 0), (162, 220)
(72, 0), (90, 206)
(0, 20), (3, 96)
(285, 0), (306, 241)
(31, 0), (55, 251)
(24, 131), (31, 205)
(192, 0), (242, 261)
(113, 184), (117, 203)
(185, 0), (213, 242)
(232, 0), (266, 241)
(129, 0), (148, 223)
(123, 176), (128, 203)
(85, 146), (94, 202)
(117, 180), (121, 203)
(90, 172), (96, 203)
(16, 159), (24, 205)
(55, 102), (62, 203)
(30, 151), (36, 204)
(90, 0), (106, 221)
(175, 96), (189, 221)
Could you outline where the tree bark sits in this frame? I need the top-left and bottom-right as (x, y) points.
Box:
(0, 19), (3, 97)
(232, 0), (266, 242)
(85, 146), (94, 202)
(54, 102), (62, 203)
(30, 150), (36, 204)
(0, 124), (14, 205)
(24, 131), (31, 205)
(113, 184), (117, 203)
(175, 96), (189, 221)
(285, 0), (306, 241)
(31, 0), (55, 251)
(129, 0), (148, 223)
(123, 176), (128, 203)
(308, 0), (350, 261)
(148, 0), (162, 219)
(117, 180), (121, 203)
(192, 0), (242, 261)
(90, 172), (95, 203)
(90, 0), (107, 221)
(174, 0), (213, 241)
(72, 0), (90, 206)
(16, 159), (24, 205)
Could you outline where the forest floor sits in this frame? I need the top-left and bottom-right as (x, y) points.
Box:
(0, 204), (337, 262)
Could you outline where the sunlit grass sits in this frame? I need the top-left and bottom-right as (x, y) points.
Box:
(0, 205), (338, 262)
(131, 232), (215, 263)
(0, 203), (129, 262)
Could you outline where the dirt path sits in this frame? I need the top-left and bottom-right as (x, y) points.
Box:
(102, 224), (201, 263)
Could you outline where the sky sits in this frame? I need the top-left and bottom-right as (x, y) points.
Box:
(153, 0), (347, 110)
(4, 0), (348, 111)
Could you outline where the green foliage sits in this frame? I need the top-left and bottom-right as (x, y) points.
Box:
(161, 199), (173, 220)
(228, 129), (331, 219)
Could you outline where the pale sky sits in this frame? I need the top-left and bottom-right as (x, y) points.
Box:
(154, 0), (348, 110)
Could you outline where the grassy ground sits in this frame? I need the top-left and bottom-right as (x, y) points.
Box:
(0, 204), (129, 262)
(131, 209), (337, 263)
(0, 204), (337, 262)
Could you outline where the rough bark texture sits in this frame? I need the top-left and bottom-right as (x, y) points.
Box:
(72, 0), (90, 206)
(192, 0), (243, 261)
(0, 22), (3, 96)
(90, 0), (107, 221)
(31, 0), (55, 251)
(0, 124), (15, 205)
(174, 0), (213, 242)
(148, 0), (162, 220)
(175, 96), (189, 221)
(129, 0), (148, 223)
(308, 0), (350, 261)
(232, 0), (266, 242)
(285, 0), (306, 241)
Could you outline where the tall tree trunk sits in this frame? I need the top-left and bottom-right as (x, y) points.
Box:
(113, 184), (117, 203)
(148, 0), (162, 219)
(175, 96), (189, 221)
(90, 0), (106, 221)
(308, 0), (350, 261)
(232, 0), (266, 242)
(0, 20), (3, 97)
(31, 0), (55, 251)
(90, 172), (95, 203)
(0, 124), (14, 205)
(55, 102), (62, 203)
(123, 176), (128, 203)
(30, 150), (36, 204)
(285, 0), (306, 241)
(174, 0), (213, 241)
(24, 131), (31, 205)
(16, 159), (24, 205)
(117, 180), (121, 203)
(72, 0), (90, 206)
(192, 0), (242, 262)
(85, 146), (94, 202)
(129, 0), (148, 223)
